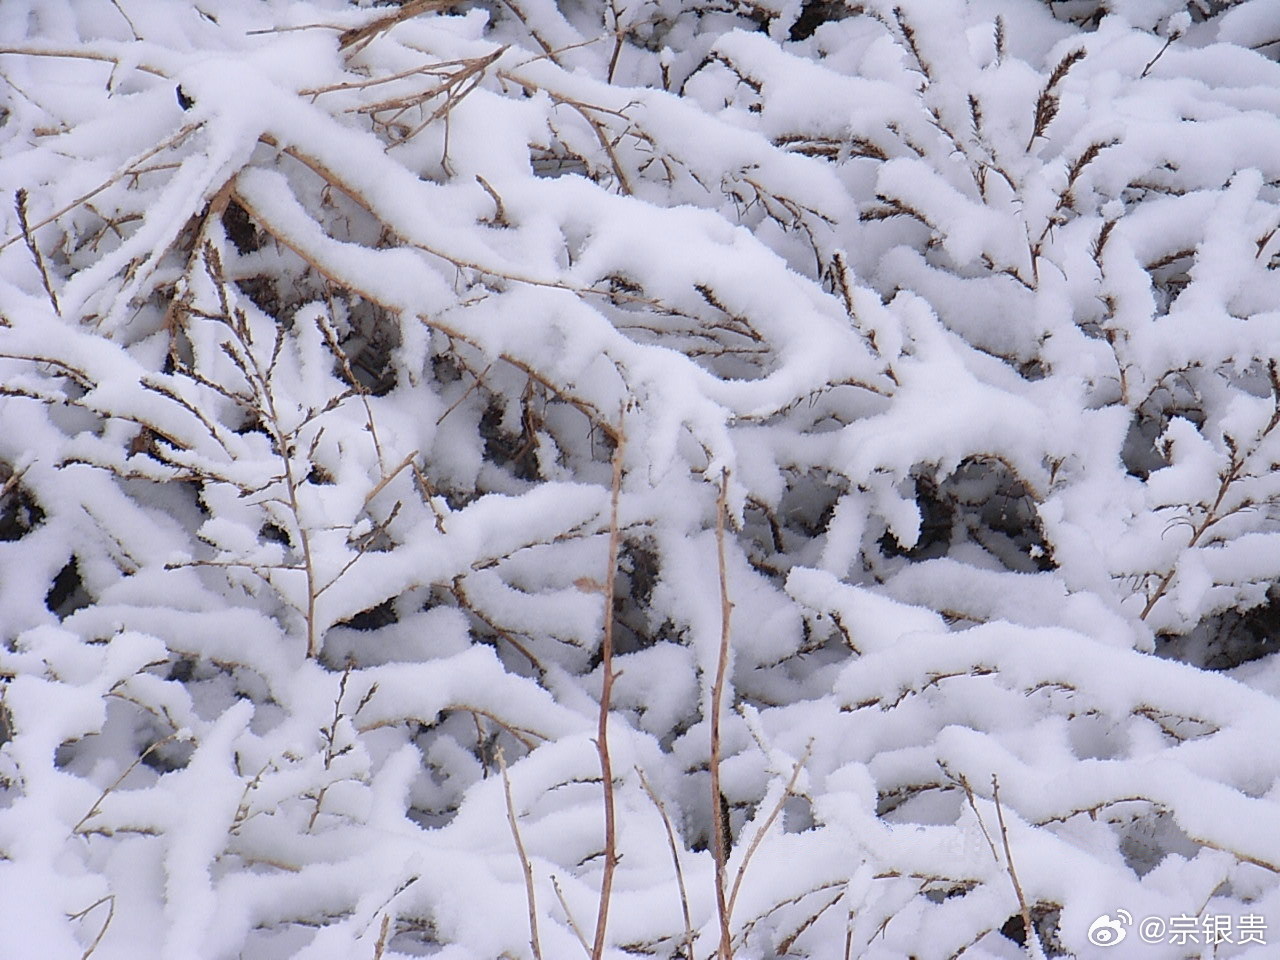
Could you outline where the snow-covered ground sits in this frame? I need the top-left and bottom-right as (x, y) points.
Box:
(1, 0), (1280, 956)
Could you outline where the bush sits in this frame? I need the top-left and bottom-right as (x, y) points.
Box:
(1, 0), (1280, 957)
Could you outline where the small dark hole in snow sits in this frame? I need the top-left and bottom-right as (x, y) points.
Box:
(261, 523), (290, 546)
(1001, 902), (1067, 956)
(46, 557), (90, 618)
(168, 658), (196, 683)
(789, 0), (853, 40)
(340, 598), (398, 632)
(54, 740), (79, 769)
(0, 482), (44, 541)
(235, 275), (280, 316)
(142, 737), (194, 773)
(1156, 589), (1280, 670)
(388, 918), (445, 956)
(881, 459), (1055, 572)
(222, 198), (260, 254)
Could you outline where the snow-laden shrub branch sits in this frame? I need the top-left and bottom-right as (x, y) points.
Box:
(1, 0), (1280, 957)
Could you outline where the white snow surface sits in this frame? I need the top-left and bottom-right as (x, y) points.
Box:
(1, 0), (1280, 957)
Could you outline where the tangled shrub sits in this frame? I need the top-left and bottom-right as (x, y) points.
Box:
(1, 0), (1279, 957)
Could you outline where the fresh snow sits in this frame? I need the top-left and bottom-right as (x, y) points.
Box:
(1, 0), (1280, 958)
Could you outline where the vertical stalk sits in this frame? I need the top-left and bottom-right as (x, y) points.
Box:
(590, 430), (625, 960)
(710, 470), (734, 960)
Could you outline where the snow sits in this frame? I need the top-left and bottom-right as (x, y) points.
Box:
(2, 0), (1280, 957)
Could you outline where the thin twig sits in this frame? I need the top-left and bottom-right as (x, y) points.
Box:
(372, 914), (391, 960)
(725, 745), (812, 923)
(498, 746), (543, 960)
(203, 244), (324, 658)
(15, 189), (60, 315)
(475, 174), (509, 227)
(0, 121), (201, 252)
(1140, 34), (1178, 79)
(0, 44), (167, 78)
(362, 450), (418, 509)
(590, 421), (625, 960)
(308, 663), (354, 831)
(552, 875), (592, 958)
(68, 894), (115, 960)
(339, 0), (453, 53)
(108, 0), (141, 41)
(710, 469), (734, 960)
(73, 733), (181, 834)
(957, 775), (1001, 878)
(637, 767), (695, 960)
(992, 775), (1042, 959)
(776, 887), (846, 954)
(315, 295), (386, 467)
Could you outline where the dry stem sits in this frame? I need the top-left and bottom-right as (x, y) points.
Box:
(725, 745), (812, 925)
(590, 424), (625, 960)
(68, 894), (115, 960)
(992, 776), (1042, 958)
(637, 767), (695, 960)
(0, 121), (202, 253)
(710, 469), (734, 960)
(372, 914), (391, 960)
(498, 746), (543, 960)
(960, 774), (1042, 958)
(73, 733), (181, 834)
(14, 189), (60, 315)
(552, 875), (592, 957)
(339, 0), (453, 53)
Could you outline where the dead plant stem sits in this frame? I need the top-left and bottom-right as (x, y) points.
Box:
(992, 775), (1042, 959)
(15, 189), (60, 315)
(498, 746), (543, 960)
(590, 425), (625, 960)
(637, 767), (695, 960)
(710, 469), (734, 960)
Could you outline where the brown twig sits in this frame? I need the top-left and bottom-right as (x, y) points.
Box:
(1140, 32), (1180, 79)
(73, 733), (181, 834)
(68, 894), (115, 960)
(15, 189), (61, 315)
(361, 450), (418, 510)
(372, 914), (392, 960)
(725, 743), (812, 927)
(202, 244), (325, 658)
(606, 0), (625, 84)
(476, 174), (509, 227)
(775, 886), (846, 954)
(590, 421), (625, 960)
(1026, 49), (1085, 151)
(498, 746), (543, 960)
(108, 0), (140, 40)
(0, 121), (202, 253)
(309, 663), (358, 830)
(637, 767), (695, 960)
(710, 469), (734, 960)
(552, 875), (592, 958)
(0, 44), (168, 78)
(338, 0), (453, 53)
(992, 775), (1041, 958)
